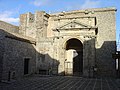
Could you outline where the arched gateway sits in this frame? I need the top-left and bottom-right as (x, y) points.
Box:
(64, 38), (83, 76)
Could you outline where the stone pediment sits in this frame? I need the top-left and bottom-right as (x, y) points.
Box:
(56, 21), (94, 30)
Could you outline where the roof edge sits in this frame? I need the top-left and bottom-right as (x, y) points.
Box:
(50, 7), (117, 16)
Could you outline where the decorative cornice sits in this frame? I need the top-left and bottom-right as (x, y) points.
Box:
(50, 7), (116, 17)
(53, 16), (96, 21)
(53, 20), (97, 31)
(53, 27), (97, 31)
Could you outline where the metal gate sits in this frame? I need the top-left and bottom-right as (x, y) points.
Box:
(64, 61), (73, 75)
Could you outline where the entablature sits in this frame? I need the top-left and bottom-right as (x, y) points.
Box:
(53, 20), (97, 32)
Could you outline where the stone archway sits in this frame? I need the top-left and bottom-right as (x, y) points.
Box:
(65, 38), (83, 76)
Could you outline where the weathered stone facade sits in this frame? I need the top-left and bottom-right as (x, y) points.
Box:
(0, 21), (36, 81)
(0, 7), (117, 81)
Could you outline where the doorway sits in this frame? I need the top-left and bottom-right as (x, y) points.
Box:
(65, 38), (83, 76)
(24, 58), (30, 75)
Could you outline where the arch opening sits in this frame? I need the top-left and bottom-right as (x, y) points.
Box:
(65, 38), (83, 76)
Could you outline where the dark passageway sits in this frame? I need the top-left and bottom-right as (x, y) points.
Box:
(65, 38), (83, 76)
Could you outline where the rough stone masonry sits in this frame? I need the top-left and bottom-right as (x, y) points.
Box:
(0, 7), (117, 81)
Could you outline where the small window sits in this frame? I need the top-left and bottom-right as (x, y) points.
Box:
(29, 17), (34, 23)
(24, 58), (30, 75)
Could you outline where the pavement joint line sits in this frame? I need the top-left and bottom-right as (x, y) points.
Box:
(52, 79), (70, 88)
(92, 78), (97, 90)
(40, 77), (68, 90)
(8, 77), (51, 89)
(68, 78), (83, 90)
(54, 78), (72, 89)
(76, 78), (87, 90)
(13, 78), (49, 89)
(12, 81), (42, 89)
(32, 77), (64, 90)
(84, 78), (92, 90)
(105, 78), (111, 90)
(60, 78), (78, 89)
(18, 77), (59, 89)
(101, 78), (102, 90)
(1, 76), (120, 90)
(3, 81), (26, 89)
(10, 77), (44, 87)
(70, 78), (85, 90)
(49, 77), (68, 87)
(25, 80), (50, 89)
(109, 78), (119, 90)
(23, 78), (55, 90)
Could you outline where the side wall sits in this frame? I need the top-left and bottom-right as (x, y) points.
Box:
(0, 21), (19, 33)
(0, 30), (5, 81)
(0, 29), (36, 80)
(36, 38), (59, 75)
(95, 9), (116, 77)
(0, 21), (19, 81)
(1, 30), (36, 80)
(0, 20), (36, 80)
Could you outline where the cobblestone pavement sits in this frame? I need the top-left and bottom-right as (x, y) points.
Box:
(0, 75), (120, 90)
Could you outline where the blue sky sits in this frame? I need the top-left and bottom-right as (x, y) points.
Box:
(0, 0), (120, 48)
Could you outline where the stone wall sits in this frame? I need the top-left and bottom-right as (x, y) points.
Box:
(94, 9), (116, 77)
(1, 30), (36, 80)
(9, 7), (117, 77)
(47, 7), (116, 77)
(0, 30), (5, 81)
(19, 11), (49, 39)
(36, 38), (59, 75)
(0, 21), (19, 81)
(0, 19), (36, 80)
(0, 21), (19, 33)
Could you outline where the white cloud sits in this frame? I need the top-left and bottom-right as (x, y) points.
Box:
(31, 0), (49, 7)
(62, 0), (101, 12)
(0, 11), (19, 25)
(80, 0), (100, 9)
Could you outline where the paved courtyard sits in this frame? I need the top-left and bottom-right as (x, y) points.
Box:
(0, 75), (120, 90)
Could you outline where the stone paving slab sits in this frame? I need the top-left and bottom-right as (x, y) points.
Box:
(0, 75), (120, 90)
